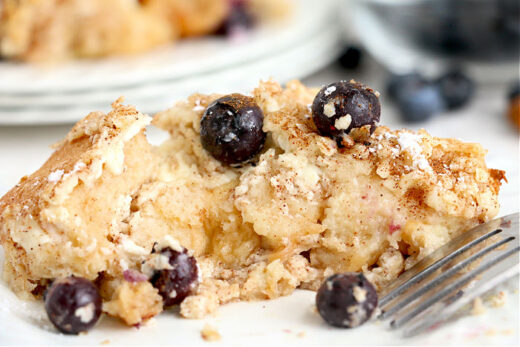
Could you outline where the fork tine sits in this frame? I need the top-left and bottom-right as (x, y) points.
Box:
(379, 223), (503, 307)
(379, 213), (518, 307)
(376, 213), (519, 336)
(399, 246), (520, 336)
(380, 235), (516, 319)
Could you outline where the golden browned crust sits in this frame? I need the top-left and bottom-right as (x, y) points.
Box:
(0, 80), (505, 326)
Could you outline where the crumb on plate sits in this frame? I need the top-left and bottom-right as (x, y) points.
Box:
(201, 323), (221, 342)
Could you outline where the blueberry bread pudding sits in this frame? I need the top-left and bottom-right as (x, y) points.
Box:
(0, 80), (505, 333)
(0, 0), (292, 62)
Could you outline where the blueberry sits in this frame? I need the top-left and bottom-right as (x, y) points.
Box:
(386, 72), (427, 101)
(338, 46), (362, 70)
(316, 273), (378, 328)
(507, 81), (520, 101)
(397, 84), (445, 122)
(200, 94), (266, 165)
(216, 1), (255, 36)
(44, 276), (102, 335)
(150, 246), (199, 307)
(435, 69), (475, 110)
(311, 81), (381, 140)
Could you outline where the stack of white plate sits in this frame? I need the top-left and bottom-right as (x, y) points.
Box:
(0, 0), (342, 125)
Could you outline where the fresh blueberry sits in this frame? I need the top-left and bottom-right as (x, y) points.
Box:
(338, 46), (362, 70)
(435, 69), (475, 110)
(150, 246), (199, 307)
(316, 273), (378, 328)
(44, 276), (102, 335)
(200, 93), (266, 165)
(386, 72), (427, 101)
(397, 84), (445, 122)
(311, 81), (381, 140)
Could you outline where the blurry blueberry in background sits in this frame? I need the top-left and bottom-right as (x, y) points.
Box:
(435, 69), (475, 110)
(216, 0), (255, 37)
(386, 72), (444, 122)
(507, 81), (520, 101)
(386, 69), (476, 123)
(507, 81), (520, 130)
(337, 46), (363, 69)
(386, 72), (427, 101)
(396, 84), (445, 123)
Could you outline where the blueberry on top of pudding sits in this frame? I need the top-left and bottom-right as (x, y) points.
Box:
(311, 81), (381, 140)
(200, 93), (266, 165)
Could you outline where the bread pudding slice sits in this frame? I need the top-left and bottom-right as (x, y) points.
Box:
(0, 80), (504, 326)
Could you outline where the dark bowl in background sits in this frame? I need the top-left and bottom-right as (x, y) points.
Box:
(343, 0), (520, 80)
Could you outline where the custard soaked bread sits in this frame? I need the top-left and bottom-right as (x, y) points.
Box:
(0, 80), (504, 329)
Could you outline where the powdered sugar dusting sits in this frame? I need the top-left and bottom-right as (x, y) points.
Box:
(73, 161), (86, 172)
(193, 99), (205, 112)
(324, 85), (336, 96)
(47, 169), (64, 182)
(397, 133), (432, 171)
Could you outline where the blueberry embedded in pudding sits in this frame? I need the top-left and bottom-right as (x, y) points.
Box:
(149, 246), (199, 307)
(316, 273), (378, 328)
(311, 81), (381, 140)
(44, 276), (102, 334)
(200, 93), (266, 165)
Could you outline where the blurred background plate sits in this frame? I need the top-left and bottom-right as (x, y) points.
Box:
(0, 0), (335, 94)
(0, 17), (341, 124)
(0, 0), (341, 125)
(0, 27), (341, 124)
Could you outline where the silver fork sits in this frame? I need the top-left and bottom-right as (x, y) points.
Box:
(378, 213), (519, 337)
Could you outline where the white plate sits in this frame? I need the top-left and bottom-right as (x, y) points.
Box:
(0, 0), (336, 94)
(0, 19), (340, 110)
(0, 22), (342, 125)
